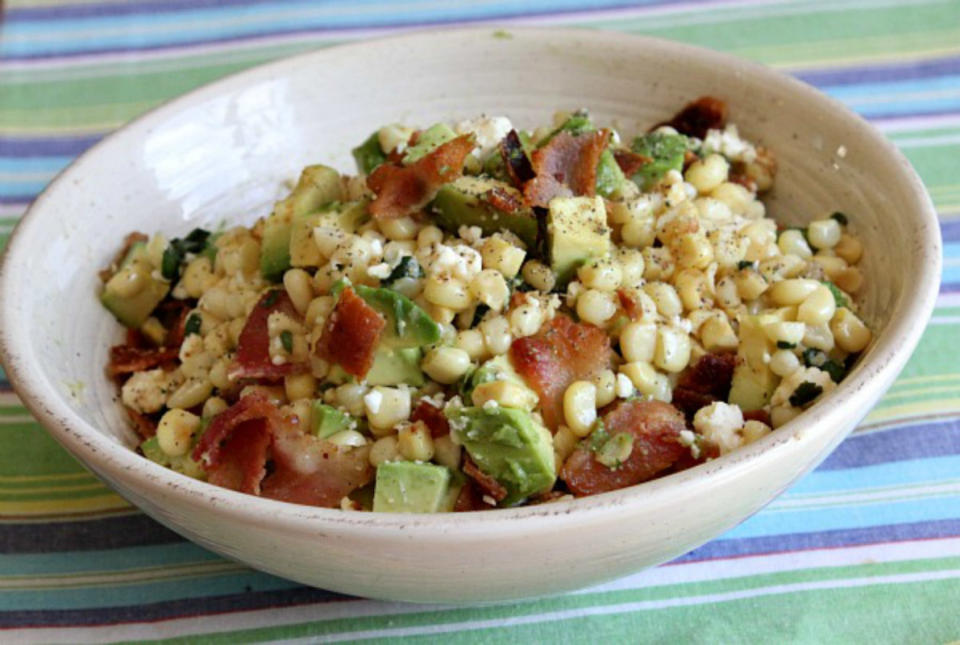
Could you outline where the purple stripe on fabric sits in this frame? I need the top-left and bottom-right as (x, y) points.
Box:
(675, 517), (960, 563)
(0, 587), (351, 628)
(0, 135), (101, 157)
(816, 417), (960, 471)
(941, 218), (960, 241)
(794, 55), (960, 87)
(0, 514), (182, 554)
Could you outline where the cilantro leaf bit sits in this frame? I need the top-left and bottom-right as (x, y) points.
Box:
(776, 341), (797, 350)
(737, 260), (756, 271)
(801, 348), (846, 382)
(382, 256), (424, 287)
(830, 211), (849, 226)
(160, 228), (212, 283)
(260, 289), (281, 309)
(789, 381), (823, 408)
(470, 303), (491, 328)
(184, 314), (202, 337)
(280, 330), (294, 353)
(587, 421), (610, 453)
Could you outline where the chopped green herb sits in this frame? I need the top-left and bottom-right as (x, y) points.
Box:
(789, 381), (823, 408)
(382, 256), (424, 287)
(280, 330), (294, 353)
(261, 290), (280, 309)
(160, 228), (212, 282)
(161, 246), (181, 281)
(821, 281), (849, 308)
(776, 341), (797, 350)
(470, 303), (491, 328)
(184, 314), (202, 337)
(830, 211), (849, 226)
(800, 348), (844, 381)
(737, 260), (756, 270)
(821, 360), (846, 383)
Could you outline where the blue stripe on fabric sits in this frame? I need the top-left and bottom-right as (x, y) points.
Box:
(0, 157), (72, 173)
(679, 517), (960, 562)
(943, 218), (960, 242)
(786, 454), (960, 496)
(0, 183), (48, 199)
(794, 55), (960, 87)
(824, 75), (960, 101)
(944, 243), (960, 284)
(0, 541), (222, 576)
(818, 417), (960, 472)
(0, 136), (101, 157)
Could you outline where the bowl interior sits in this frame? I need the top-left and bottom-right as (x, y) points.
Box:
(1, 28), (939, 508)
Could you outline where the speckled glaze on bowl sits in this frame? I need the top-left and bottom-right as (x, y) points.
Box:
(0, 28), (941, 603)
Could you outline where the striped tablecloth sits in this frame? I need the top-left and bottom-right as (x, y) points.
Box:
(2, 1), (959, 642)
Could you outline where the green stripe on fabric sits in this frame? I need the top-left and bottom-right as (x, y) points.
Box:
(0, 421), (93, 478)
(131, 556), (960, 643)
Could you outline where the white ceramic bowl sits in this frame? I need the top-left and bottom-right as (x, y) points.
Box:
(0, 28), (941, 603)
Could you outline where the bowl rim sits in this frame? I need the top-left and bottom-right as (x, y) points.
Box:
(0, 26), (942, 534)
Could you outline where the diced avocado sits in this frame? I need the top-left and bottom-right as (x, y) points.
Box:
(630, 132), (692, 189)
(448, 406), (556, 506)
(729, 314), (778, 411)
(311, 402), (354, 439)
(260, 165), (344, 281)
(403, 123), (457, 164)
(289, 201), (368, 267)
(372, 461), (451, 513)
(431, 176), (538, 248)
(595, 148), (626, 197)
(354, 285), (441, 348)
(547, 195), (611, 286)
(140, 436), (205, 479)
(467, 354), (535, 401)
(352, 131), (388, 175)
(366, 346), (425, 387)
(540, 112), (594, 145)
(101, 242), (170, 329)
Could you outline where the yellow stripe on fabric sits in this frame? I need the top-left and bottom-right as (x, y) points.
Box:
(0, 494), (131, 517)
(0, 482), (109, 495)
(0, 561), (246, 591)
(865, 398), (960, 425)
(0, 472), (95, 483)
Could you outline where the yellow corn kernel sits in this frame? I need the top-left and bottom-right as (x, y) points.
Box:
(365, 386), (412, 435)
(563, 381), (598, 437)
(284, 372), (316, 402)
(734, 269), (768, 301)
(369, 435), (401, 467)
(834, 233), (863, 264)
(479, 315), (512, 356)
(166, 377), (213, 410)
(156, 409), (201, 457)
(472, 380), (538, 410)
(834, 267), (864, 294)
(767, 279), (820, 306)
(521, 260), (557, 292)
(674, 233), (714, 269)
(433, 434), (462, 470)
(592, 370), (617, 407)
(421, 347), (472, 384)
(553, 425), (579, 464)
(423, 275), (472, 311)
(470, 269), (510, 311)
(643, 281), (683, 317)
(684, 153), (729, 193)
(807, 218), (842, 249)
(576, 289), (617, 326)
(480, 235), (526, 278)
(654, 326), (692, 373)
(620, 321), (657, 363)
(831, 307), (872, 353)
(797, 285), (836, 325)
(578, 256), (622, 291)
(700, 315), (739, 352)
(397, 422), (435, 461)
(620, 362), (672, 402)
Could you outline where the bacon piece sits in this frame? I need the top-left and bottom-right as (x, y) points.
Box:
(126, 406), (157, 439)
(510, 315), (612, 430)
(229, 289), (307, 382)
(656, 96), (728, 139)
(410, 399), (450, 438)
(367, 135), (474, 219)
(206, 418), (272, 495)
(744, 409), (772, 426)
(672, 352), (739, 420)
(462, 456), (507, 503)
(522, 130), (609, 208)
(108, 345), (179, 377)
(613, 149), (651, 176)
(192, 391), (281, 466)
(316, 286), (385, 379)
(161, 301), (192, 350)
(560, 400), (687, 496)
(454, 480), (494, 512)
(617, 288), (643, 320)
(261, 428), (373, 508)
(484, 186), (523, 214)
(500, 129), (535, 187)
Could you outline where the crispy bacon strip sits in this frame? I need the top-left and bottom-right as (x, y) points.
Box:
(744, 409), (772, 426)
(229, 290), (307, 382)
(672, 352), (738, 419)
(126, 406), (158, 439)
(192, 391), (280, 466)
(316, 286), (385, 379)
(560, 400), (687, 497)
(410, 399), (450, 438)
(454, 480), (494, 512)
(108, 345), (179, 377)
(367, 135), (474, 219)
(462, 456), (507, 503)
(656, 96), (728, 139)
(522, 130), (609, 208)
(484, 186), (523, 214)
(261, 429), (373, 508)
(500, 129), (535, 187)
(617, 288), (643, 320)
(510, 315), (612, 430)
(161, 301), (192, 350)
(206, 418), (272, 495)
(613, 149), (651, 176)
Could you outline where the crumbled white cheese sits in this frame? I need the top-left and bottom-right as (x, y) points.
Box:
(454, 115), (513, 158)
(482, 399), (499, 410)
(417, 242), (482, 282)
(367, 263), (392, 280)
(121, 368), (182, 415)
(693, 401), (745, 455)
(702, 125), (757, 163)
(458, 225), (484, 246)
(615, 372), (635, 398)
(363, 389), (383, 415)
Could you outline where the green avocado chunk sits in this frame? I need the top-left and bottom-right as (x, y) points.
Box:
(352, 131), (388, 175)
(140, 435), (205, 479)
(431, 176), (538, 248)
(372, 461), (452, 513)
(403, 123), (457, 164)
(630, 132), (692, 189)
(289, 201), (368, 268)
(354, 285), (441, 348)
(448, 406), (556, 506)
(547, 195), (611, 287)
(366, 346), (425, 387)
(100, 242), (170, 329)
(260, 164), (344, 281)
(595, 148), (626, 197)
(311, 402), (354, 439)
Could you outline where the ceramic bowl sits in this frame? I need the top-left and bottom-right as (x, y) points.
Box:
(0, 28), (941, 602)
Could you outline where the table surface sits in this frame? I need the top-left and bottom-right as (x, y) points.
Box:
(2, 1), (960, 642)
